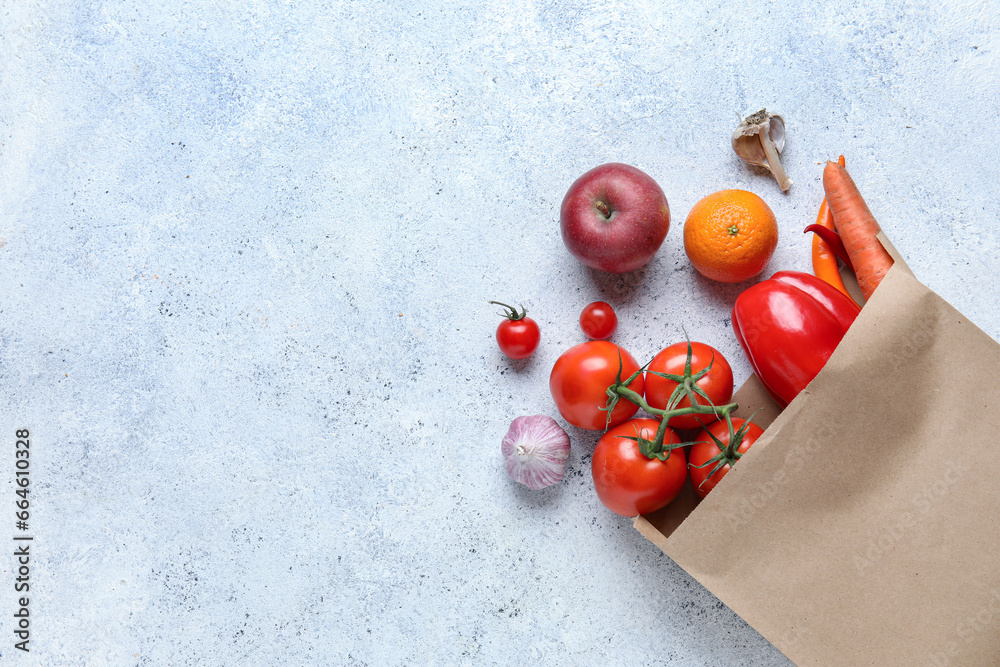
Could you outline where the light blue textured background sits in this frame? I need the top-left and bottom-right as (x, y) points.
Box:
(3, 1), (999, 664)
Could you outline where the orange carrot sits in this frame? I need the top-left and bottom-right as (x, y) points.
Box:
(810, 156), (856, 301)
(822, 160), (894, 301)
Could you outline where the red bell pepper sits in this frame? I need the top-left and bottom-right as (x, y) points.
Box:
(732, 271), (861, 407)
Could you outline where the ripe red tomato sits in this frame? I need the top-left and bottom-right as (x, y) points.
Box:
(496, 318), (540, 359)
(579, 301), (618, 340)
(490, 301), (540, 359)
(644, 341), (734, 431)
(592, 418), (687, 516)
(549, 341), (643, 430)
(688, 418), (764, 498)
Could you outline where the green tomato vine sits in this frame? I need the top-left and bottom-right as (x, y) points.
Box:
(602, 340), (742, 461)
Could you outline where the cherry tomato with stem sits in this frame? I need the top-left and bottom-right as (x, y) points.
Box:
(579, 301), (618, 340)
(644, 341), (734, 431)
(689, 418), (764, 498)
(549, 341), (643, 430)
(592, 418), (687, 516)
(489, 301), (540, 359)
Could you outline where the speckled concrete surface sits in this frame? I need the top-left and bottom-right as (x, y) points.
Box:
(2, 1), (999, 665)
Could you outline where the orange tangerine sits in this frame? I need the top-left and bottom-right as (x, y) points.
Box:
(683, 189), (778, 283)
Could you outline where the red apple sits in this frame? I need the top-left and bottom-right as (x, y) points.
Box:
(560, 163), (671, 273)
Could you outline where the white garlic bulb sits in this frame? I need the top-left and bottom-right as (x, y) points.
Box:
(501, 415), (571, 490)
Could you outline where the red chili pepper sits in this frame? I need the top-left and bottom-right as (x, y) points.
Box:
(731, 271), (861, 407)
(807, 155), (857, 304)
(803, 224), (851, 266)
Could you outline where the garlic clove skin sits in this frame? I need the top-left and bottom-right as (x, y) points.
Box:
(732, 109), (792, 192)
(501, 415), (570, 490)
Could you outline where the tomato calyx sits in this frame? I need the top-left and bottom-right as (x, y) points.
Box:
(600, 347), (645, 429)
(689, 411), (760, 492)
(605, 340), (741, 460)
(488, 300), (528, 321)
(647, 340), (723, 415)
(620, 423), (695, 462)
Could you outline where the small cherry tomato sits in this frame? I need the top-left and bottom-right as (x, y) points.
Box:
(644, 341), (734, 431)
(688, 418), (764, 498)
(579, 301), (618, 340)
(592, 418), (687, 516)
(490, 301), (540, 359)
(549, 341), (643, 430)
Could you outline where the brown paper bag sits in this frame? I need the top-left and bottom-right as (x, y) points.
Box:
(635, 236), (1000, 666)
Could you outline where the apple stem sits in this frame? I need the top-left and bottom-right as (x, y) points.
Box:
(595, 200), (612, 219)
